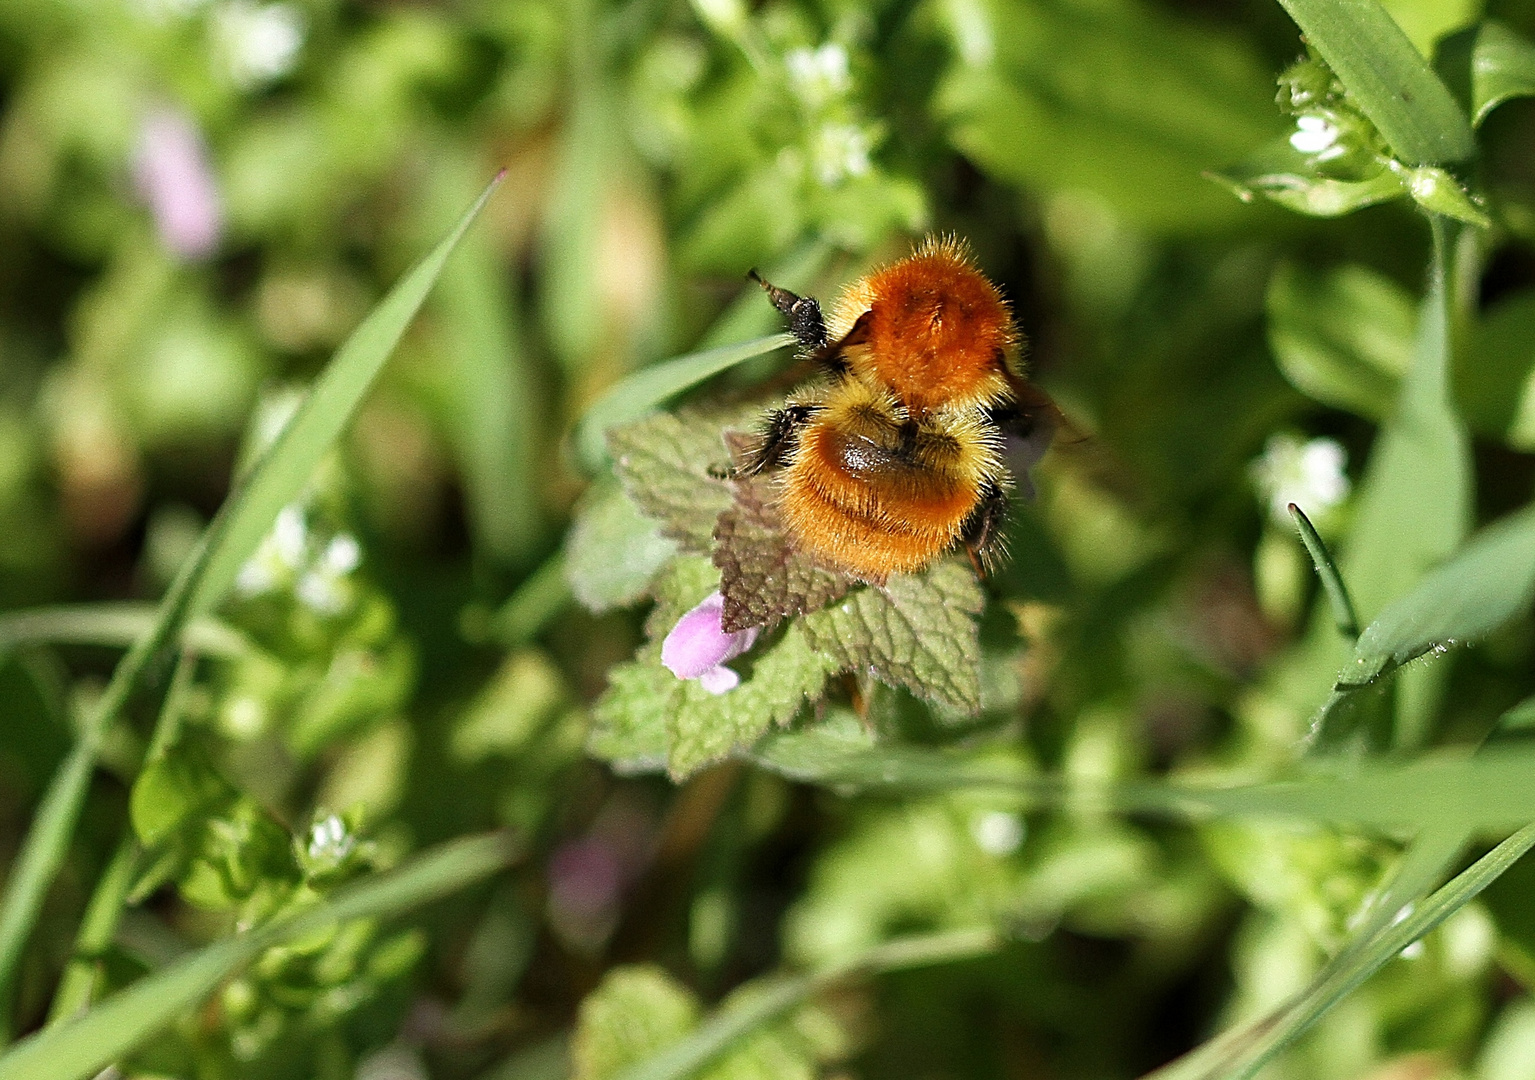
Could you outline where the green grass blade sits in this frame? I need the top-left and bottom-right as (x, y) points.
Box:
(0, 176), (501, 1035)
(1275, 0), (1475, 164)
(190, 174), (503, 616)
(1288, 503), (1360, 637)
(0, 604), (252, 659)
(573, 333), (793, 471)
(490, 552), (571, 647)
(610, 928), (997, 1080)
(1145, 823), (1535, 1080)
(1437, 20), (1535, 127)
(0, 832), (516, 1080)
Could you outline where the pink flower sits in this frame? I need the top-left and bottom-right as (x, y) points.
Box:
(661, 591), (759, 694)
(132, 106), (222, 260)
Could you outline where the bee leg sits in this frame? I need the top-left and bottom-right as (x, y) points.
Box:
(748, 270), (828, 355)
(961, 480), (1011, 577)
(736, 403), (820, 476)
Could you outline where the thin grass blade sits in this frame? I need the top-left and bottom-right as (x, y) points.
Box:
(1288, 503), (1360, 637)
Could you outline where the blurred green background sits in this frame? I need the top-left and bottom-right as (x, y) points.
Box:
(6, 0), (1535, 1077)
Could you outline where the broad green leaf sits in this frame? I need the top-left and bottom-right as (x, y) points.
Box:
(1459, 287), (1535, 449)
(935, 0), (1282, 233)
(1288, 504), (1361, 637)
(1212, 136), (1409, 219)
(1274, 0), (1476, 165)
(0, 833), (516, 1080)
(750, 721), (1032, 795)
(191, 175), (504, 618)
(1266, 262), (1415, 420)
(799, 562), (985, 714)
(0, 603), (253, 659)
(573, 967), (700, 1080)
(1334, 500), (1535, 689)
(565, 481), (678, 614)
(588, 658), (675, 773)
(609, 407), (752, 551)
(575, 335), (792, 472)
(608, 929), (997, 1080)
(1436, 20), (1535, 127)
(1313, 219), (1470, 748)
(1380, 0), (1480, 58)
(665, 620), (837, 779)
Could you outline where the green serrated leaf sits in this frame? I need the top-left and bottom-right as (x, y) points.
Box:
(667, 621), (836, 780)
(1436, 19), (1535, 127)
(572, 966), (701, 1080)
(588, 659), (678, 775)
(1274, 0), (1476, 165)
(609, 408), (750, 551)
(1266, 262), (1415, 419)
(565, 480), (679, 613)
(129, 748), (234, 849)
(800, 562), (984, 714)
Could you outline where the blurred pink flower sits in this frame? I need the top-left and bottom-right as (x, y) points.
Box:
(132, 106), (222, 260)
(660, 591), (758, 693)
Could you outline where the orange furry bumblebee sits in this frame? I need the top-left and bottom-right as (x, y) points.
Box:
(740, 236), (1054, 583)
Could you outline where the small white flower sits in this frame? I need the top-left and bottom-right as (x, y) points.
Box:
(307, 813), (354, 862)
(1289, 114), (1341, 157)
(296, 569), (348, 615)
(213, 0), (305, 89)
(811, 122), (873, 185)
(786, 43), (850, 106)
(1251, 434), (1350, 523)
(322, 533), (361, 576)
(972, 810), (1025, 855)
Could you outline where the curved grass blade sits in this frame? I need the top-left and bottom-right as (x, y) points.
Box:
(0, 174), (503, 1036)
(1437, 20), (1535, 127)
(1144, 822), (1535, 1080)
(0, 832), (516, 1080)
(0, 604), (252, 659)
(190, 174), (505, 616)
(610, 927), (997, 1080)
(574, 333), (793, 471)
(1274, 0), (1475, 165)
(1288, 504), (1360, 637)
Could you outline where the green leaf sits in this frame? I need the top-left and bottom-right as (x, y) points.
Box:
(588, 658), (676, 774)
(1436, 20), (1535, 127)
(565, 481), (679, 614)
(0, 603), (253, 659)
(1402, 164), (1491, 226)
(1333, 500), (1535, 690)
(129, 749), (233, 849)
(1274, 0), (1476, 165)
(1266, 262), (1415, 419)
(936, 0), (1283, 233)
(666, 620), (837, 780)
(1459, 287), (1535, 449)
(572, 967), (701, 1080)
(1211, 136), (1409, 218)
(609, 408), (750, 552)
(1310, 219), (1470, 749)
(0, 833), (516, 1080)
(799, 562), (985, 715)
(1287, 503), (1361, 637)
(750, 719), (1032, 795)
(1380, 0), (1480, 58)
(575, 335), (793, 472)
(607, 929), (997, 1080)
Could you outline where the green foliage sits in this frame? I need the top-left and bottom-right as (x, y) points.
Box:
(10, 0), (1535, 1077)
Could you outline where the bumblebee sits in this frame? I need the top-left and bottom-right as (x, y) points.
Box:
(739, 235), (1052, 583)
